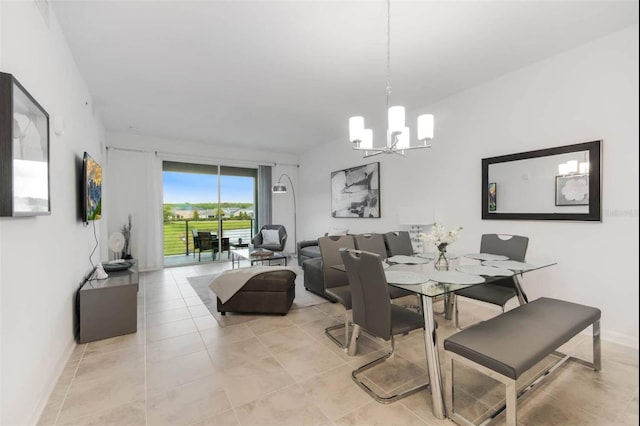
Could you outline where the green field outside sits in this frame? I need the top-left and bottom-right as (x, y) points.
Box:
(164, 219), (253, 256)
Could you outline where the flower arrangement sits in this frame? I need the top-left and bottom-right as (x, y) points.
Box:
(421, 223), (463, 253)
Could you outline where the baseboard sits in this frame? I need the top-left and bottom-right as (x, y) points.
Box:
(29, 337), (79, 426)
(601, 330), (639, 350)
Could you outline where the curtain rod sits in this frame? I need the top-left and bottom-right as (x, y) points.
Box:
(106, 146), (299, 168)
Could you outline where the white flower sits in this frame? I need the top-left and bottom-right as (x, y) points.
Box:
(422, 223), (463, 249)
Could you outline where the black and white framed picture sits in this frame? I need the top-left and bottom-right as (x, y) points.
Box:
(331, 162), (380, 218)
(555, 174), (589, 206)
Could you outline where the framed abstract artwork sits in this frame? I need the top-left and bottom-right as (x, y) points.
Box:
(331, 162), (380, 218)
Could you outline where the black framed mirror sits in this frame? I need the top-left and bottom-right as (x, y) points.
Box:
(482, 140), (601, 221)
(0, 72), (51, 217)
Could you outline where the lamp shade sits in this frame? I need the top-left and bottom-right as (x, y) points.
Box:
(396, 127), (410, 149)
(388, 106), (405, 135)
(361, 129), (373, 149)
(349, 116), (364, 142)
(417, 114), (434, 141)
(272, 183), (287, 193)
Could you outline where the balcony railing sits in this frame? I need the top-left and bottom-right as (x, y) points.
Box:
(164, 219), (254, 256)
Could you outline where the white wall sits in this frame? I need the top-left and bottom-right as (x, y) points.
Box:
(105, 133), (300, 261)
(299, 25), (639, 347)
(0, 2), (106, 424)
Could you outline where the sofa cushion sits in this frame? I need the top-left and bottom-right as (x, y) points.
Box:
(262, 229), (281, 245)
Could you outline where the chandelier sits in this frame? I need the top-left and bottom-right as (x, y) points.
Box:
(348, 0), (434, 158)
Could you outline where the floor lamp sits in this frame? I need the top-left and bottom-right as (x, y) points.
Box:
(272, 174), (297, 257)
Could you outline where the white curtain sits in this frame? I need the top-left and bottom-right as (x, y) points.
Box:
(107, 149), (163, 271)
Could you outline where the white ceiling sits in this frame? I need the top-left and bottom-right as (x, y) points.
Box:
(51, 0), (638, 154)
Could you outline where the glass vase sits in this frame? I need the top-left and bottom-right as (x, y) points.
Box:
(434, 249), (449, 271)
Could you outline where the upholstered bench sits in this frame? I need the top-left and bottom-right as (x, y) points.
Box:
(214, 269), (296, 315)
(444, 297), (601, 426)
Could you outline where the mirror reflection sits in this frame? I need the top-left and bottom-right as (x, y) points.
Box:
(482, 140), (601, 221)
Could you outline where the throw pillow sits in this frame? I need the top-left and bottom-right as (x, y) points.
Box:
(327, 227), (348, 236)
(261, 229), (281, 246)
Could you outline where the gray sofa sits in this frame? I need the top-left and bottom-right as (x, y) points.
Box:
(297, 239), (321, 266)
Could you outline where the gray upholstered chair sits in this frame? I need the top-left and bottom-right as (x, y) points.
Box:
(340, 248), (430, 403)
(454, 234), (529, 329)
(383, 231), (414, 256)
(252, 225), (287, 252)
(354, 233), (416, 302)
(318, 235), (356, 350)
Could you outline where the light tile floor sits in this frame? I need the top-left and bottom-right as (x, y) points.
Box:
(39, 262), (639, 425)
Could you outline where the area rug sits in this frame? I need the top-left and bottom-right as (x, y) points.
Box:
(187, 272), (327, 327)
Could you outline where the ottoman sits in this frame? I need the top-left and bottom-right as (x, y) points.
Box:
(217, 269), (296, 315)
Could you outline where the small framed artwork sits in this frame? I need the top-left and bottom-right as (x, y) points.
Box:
(555, 174), (589, 206)
(331, 162), (380, 218)
(0, 72), (50, 216)
(488, 182), (497, 212)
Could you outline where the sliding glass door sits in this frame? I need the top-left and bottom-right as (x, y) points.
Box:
(162, 161), (257, 266)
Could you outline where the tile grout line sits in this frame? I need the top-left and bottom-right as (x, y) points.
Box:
(52, 343), (87, 426)
(142, 274), (149, 426)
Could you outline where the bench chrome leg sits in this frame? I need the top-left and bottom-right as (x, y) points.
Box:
(505, 380), (517, 426)
(593, 319), (601, 371)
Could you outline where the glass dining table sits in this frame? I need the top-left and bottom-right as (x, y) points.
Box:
(378, 254), (557, 420)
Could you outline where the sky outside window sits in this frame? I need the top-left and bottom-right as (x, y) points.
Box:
(163, 172), (254, 203)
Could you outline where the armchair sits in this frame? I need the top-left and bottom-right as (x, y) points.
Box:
(252, 225), (288, 252)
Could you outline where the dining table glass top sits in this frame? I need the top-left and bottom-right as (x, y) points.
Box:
(383, 255), (557, 298)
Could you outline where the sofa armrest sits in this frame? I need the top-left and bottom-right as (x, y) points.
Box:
(297, 239), (318, 250)
(303, 257), (334, 301)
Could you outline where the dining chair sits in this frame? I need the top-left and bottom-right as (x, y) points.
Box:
(197, 231), (217, 261)
(340, 248), (430, 403)
(383, 231), (414, 256)
(318, 235), (356, 350)
(454, 234), (529, 329)
(192, 229), (200, 258)
(354, 233), (418, 305)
